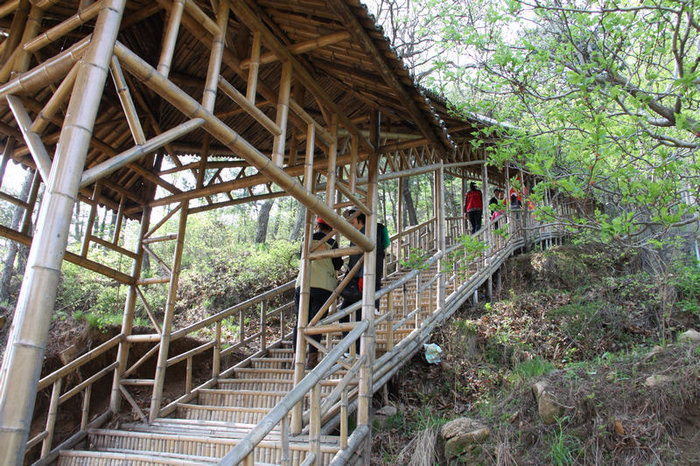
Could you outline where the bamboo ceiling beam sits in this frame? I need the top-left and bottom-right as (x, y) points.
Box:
(229, 0), (374, 152)
(218, 76), (280, 136)
(0, 35), (89, 98)
(110, 56), (146, 145)
(6, 95), (51, 181)
(22, 0), (102, 53)
(245, 30), (260, 101)
(80, 119), (205, 187)
(240, 31), (352, 69)
(157, 0), (185, 77)
(328, 0), (449, 152)
(31, 63), (78, 135)
(114, 41), (374, 252)
(0, 1), (19, 20)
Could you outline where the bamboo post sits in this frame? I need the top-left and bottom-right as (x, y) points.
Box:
(41, 378), (62, 458)
(81, 385), (92, 431)
(292, 122), (315, 434)
(80, 183), (101, 257)
(186, 356), (192, 393)
(435, 164), (446, 310)
(0, 2), (126, 462)
(272, 61), (291, 166)
(213, 321), (221, 377)
(157, 0), (185, 78)
(281, 415), (290, 466)
(0, 0), (28, 71)
(149, 201), (188, 422)
(202, 0), (228, 112)
(246, 31), (261, 102)
(340, 388), (348, 449)
(357, 111), (379, 438)
(261, 300), (268, 351)
(310, 383), (321, 465)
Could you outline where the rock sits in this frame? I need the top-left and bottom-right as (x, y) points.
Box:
(645, 345), (664, 360)
(376, 405), (397, 417)
(644, 374), (674, 387)
(440, 417), (490, 460)
(679, 329), (700, 343)
(373, 405), (399, 430)
(532, 381), (562, 424)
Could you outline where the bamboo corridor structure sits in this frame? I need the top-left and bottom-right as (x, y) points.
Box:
(0, 0), (569, 464)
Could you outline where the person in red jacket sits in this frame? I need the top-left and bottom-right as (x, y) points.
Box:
(464, 182), (483, 234)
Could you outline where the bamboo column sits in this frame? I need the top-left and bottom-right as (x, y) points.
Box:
(110, 206), (152, 413)
(272, 61), (291, 166)
(357, 112), (379, 452)
(291, 122), (315, 434)
(150, 201), (189, 422)
(435, 163), (446, 310)
(0, 1), (126, 463)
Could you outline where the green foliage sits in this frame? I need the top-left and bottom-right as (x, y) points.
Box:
(546, 416), (582, 465)
(400, 247), (430, 271)
(670, 260), (700, 317)
(509, 357), (555, 386)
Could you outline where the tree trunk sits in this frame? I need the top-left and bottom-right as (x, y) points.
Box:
(0, 169), (34, 305)
(255, 200), (274, 244)
(401, 177), (418, 226)
(289, 203), (305, 242)
(73, 200), (82, 242)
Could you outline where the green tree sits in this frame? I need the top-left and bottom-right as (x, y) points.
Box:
(375, 0), (699, 251)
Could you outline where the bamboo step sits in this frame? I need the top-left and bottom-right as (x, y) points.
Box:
(197, 389), (288, 408)
(250, 357), (294, 369)
(81, 428), (340, 465)
(232, 368), (296, 380)
(176, 403), (272, 424)
(58, 449), (216, 465)
(214, 379), (337, 395)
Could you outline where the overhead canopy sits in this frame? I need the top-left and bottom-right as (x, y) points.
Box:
(0, 0), (499, 219)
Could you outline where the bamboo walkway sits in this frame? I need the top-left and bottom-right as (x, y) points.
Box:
(45, 214), (564, 465)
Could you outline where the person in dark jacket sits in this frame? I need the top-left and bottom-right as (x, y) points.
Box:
(340, 209), (389, 354)
(293, 216), (343, 369)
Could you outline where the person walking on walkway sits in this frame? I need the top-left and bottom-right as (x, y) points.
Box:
(293, 217), (343, 369)
(464, 182), (483, 234)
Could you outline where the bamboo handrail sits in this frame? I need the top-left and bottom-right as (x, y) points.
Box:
(219, 322), (368, 465)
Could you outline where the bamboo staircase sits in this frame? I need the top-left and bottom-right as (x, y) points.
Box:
(57, 346), (344, 465)
(54, 260), (464, 465)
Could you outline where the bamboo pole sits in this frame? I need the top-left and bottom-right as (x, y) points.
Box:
(0, 1), (26, 65)
(218, 76), (280, 136)
(436, 164), (446, 310)
(246, 31), (260, 102)
(150, 202), (188, 421)
(110, 56), (146, 144)
(157, 0), (185, 78)
(113, 42), (373, 251)
(292, 122), (315, 434)
(6, 94), (52, 182)
(310, 383), (321, 465)
(41, 379), (62, 458)
(31, 63), (78, 135)
(272, 61), (291, 166)
(0, 3), (126, 461)
(23, 0), (102, 53)
(202, 0), (228, 112)
(0, 36), (90, 98)
(109, 206), (151, 413)
(80, 183), (101, 257)
(80, 119), (204, 187)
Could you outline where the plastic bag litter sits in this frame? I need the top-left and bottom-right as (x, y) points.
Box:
(423, 343), (442, 364)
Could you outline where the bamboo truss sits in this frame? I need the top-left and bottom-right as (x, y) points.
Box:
(0, 0), (539, 464)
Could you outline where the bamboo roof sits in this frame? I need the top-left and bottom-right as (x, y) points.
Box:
(0, 0), (491, 217)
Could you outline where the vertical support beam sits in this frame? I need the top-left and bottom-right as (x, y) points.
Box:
(149, 201), (189, 422)
(80, 183), (101, 257)
(349, 133), (358, 192)
(272, 61), (291, 166)
(0, 2), (126, 462)
(110, 206), (151, 413)
(435, 163), (446, 310)
(325, 114), (337, 207)
(291, 122), (315, 434)
(246, 31), (261, 102)
(358, 111), (378, 446)
(202, 0), (228, 112)
(0, 138), (15, 187)
(157, 0), (185, 78)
